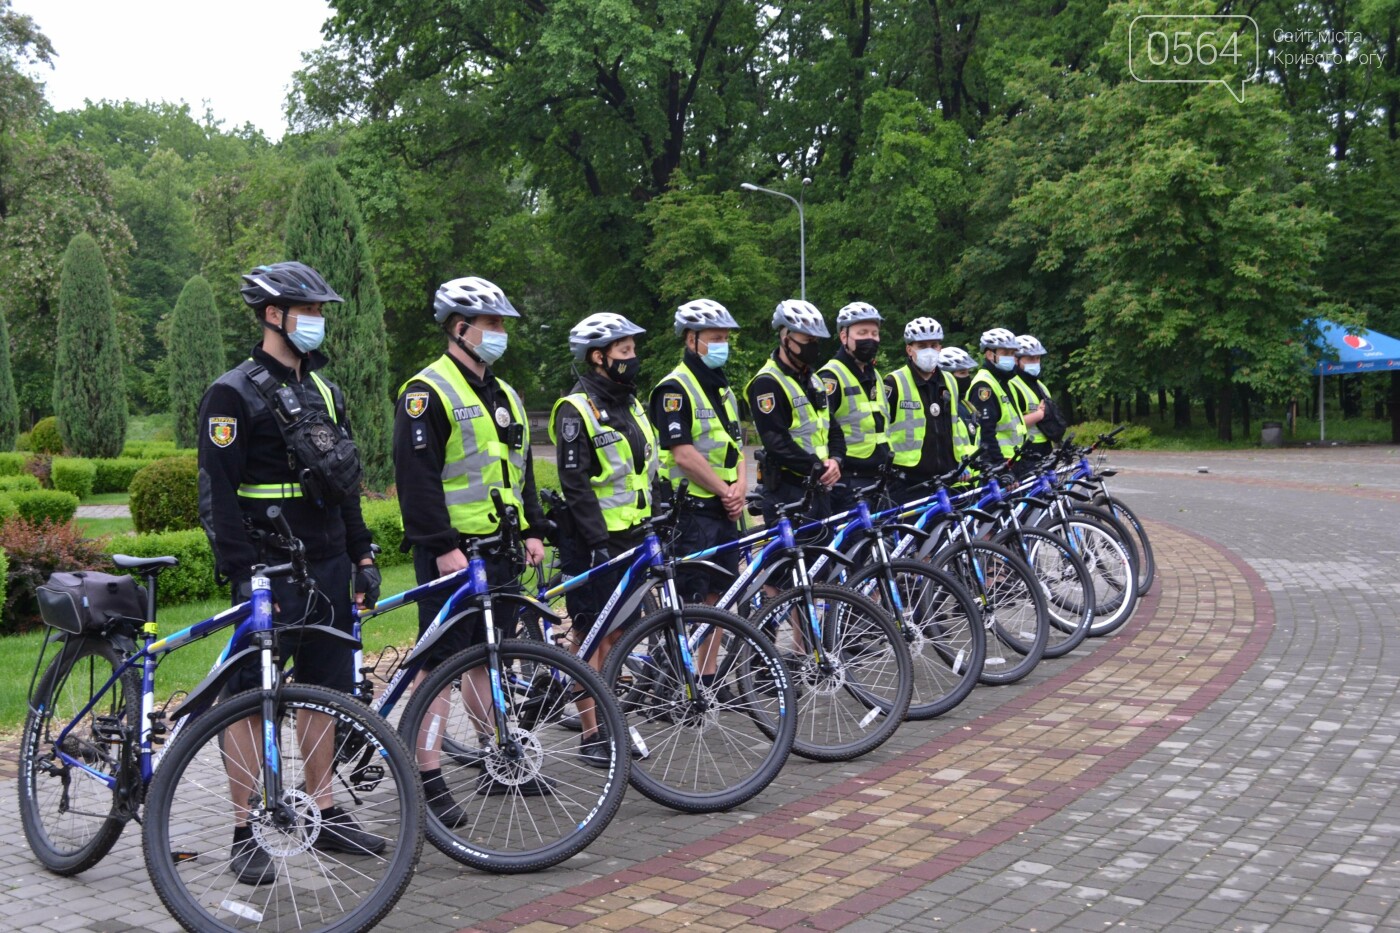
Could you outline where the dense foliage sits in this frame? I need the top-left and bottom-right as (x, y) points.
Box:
(53, 233), (127, 456)
(128, 456), (200, 533)
(167, 275), (223, 448)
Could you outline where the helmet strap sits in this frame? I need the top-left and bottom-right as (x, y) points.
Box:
(260, 308), (308, 361)
(453, 319), (488, 367)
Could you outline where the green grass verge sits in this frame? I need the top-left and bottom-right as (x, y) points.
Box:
(75, 517), (135, 538)
(80, 492), (131, 506)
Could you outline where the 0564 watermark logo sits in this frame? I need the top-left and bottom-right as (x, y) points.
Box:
(1129, 15), (1260, 102)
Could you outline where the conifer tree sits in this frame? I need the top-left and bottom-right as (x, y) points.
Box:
(0, 301), (17, 451)
(167, 275), (223, 449)
(54, 233), (126, 457)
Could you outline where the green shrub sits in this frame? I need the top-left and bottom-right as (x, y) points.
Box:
(29, 416), (63, 454)
(120, 441), (195, 460)
(11, 489), (80, 524)
(15, 431), (29, 452)
(1065, 420), (1153, 450)
(0, 517), (108, 633)
(0, 474), (39, 492)
(129, 457), (200, 533)
(52, 458), (97, 500)
(116, 529), (218, 604)
(0, 495), (14, 521)
(361, 498), (408, 568)
(92, 458), (148, 494)
(0, 452), (26, 475)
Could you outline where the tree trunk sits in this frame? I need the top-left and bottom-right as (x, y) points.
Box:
(1204, 394), (1216, 427)
(1392, 371), (1400, 444)
(1111, 395), (1121, 423)
(1216, 381), (1233, 442)
(1157, 387), (1168, 420)
(1173, 388), (1191, 428)
(1135, 391), (1149, 418)
(1240, 385), (1251, 440)
(1341, 374), (1361, 418)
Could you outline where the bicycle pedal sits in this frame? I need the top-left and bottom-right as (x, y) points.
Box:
(352, 764), (385, 792)
(93, 716), (127, 744)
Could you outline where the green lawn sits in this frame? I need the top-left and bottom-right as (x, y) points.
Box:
(75, 517), (136, 538)
(0, 562), (424, 737)
(81, 492), (132, 506)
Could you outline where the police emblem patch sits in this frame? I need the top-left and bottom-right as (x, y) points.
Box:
(929, 402), (941, 417)
(495, 407), (510, 427)
(663, 393), (683, 413)
(405, 392), (429, 419)
(208, 416), (237, 448)
(976, 386), (993, 402)
(823, 378), (838, 396)
(561, 418), (581, 442)
(757, 393), (776, 414)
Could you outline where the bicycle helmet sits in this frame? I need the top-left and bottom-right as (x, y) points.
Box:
(1016, 334), (1048, 357)
(240, 261), (343, 311)
(569, 312), (646, 360)
(835, 302), (883, 328)
(674, 298), (740, 336)
(903, 317), (944, 343)
(979, 327), (1020, 351)
(771, 299), (830, 338)
(939, 347), (977, 372)
(433, 276), (520, 323)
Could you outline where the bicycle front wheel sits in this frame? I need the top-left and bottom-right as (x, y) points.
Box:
(749, 584), (913, 762)
(998, 528), (1095, 659)
(1054, 517), (1140, 637)
(928, 541), (1049, 686)
(605, 605), (797, 813)
(398, 639), (629, 872)
(19, 636), (139, 875)
(1094, 495), (1156, 596)
(846, 560), (986, 720)
(142, 685), (423, 933)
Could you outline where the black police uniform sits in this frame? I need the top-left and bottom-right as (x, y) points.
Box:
(883, 364), (957, 503)
(745, 349), (832, 529)
(823, 346), (892, 513)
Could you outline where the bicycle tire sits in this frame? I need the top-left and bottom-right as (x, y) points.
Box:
(19, 636), (138, 875)
(142, 684), (423, 933)
(996, 528), (1095, 659)
(1093, 495), (1155, 596)
(1067, 504), (1141, 585)
(1052, 516), (1139, 637)
(845, 560), (987, 720)
(748, 584), (913, 762)
(926, 540), (1049, 686)
(604, 605), (797, 813)
(398, 639), (628, 872)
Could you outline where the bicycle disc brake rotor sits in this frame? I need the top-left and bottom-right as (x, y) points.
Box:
(483, 727), (545, 786)
(251, 788), (319, 857)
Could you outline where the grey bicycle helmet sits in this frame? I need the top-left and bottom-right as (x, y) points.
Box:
(569, 312), (646, 360)
(433, 276), (520, 323)
(939, 347), (977, 372)
(979, 327), (1020, 351)
(903, 317), (944, 343)
(771, 299), (829, 338)
(1016, 334), (1048, 357)
(241, 261), (343, 311)
(835, 302), (883, 328)
(674, 298), (740, 336)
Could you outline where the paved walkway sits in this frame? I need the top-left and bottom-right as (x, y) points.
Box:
(1, 446), (1396, 931)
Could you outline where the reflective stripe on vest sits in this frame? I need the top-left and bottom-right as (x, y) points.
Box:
(951, 393), (979, 465)
(549, 394), (659, 532)
(657, 364), (740, 498)
(400, 356), (527, 535)
(819, 358), (887, 460)
(1009, 375), (1048, 443)
(234, 364), (337, 501)
(886, 365), (924, 467)
(967, 369), (1026, 458)
(746, 360), (830, 461)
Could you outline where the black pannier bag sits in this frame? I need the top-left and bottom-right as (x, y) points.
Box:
(37, 571), (147, 635)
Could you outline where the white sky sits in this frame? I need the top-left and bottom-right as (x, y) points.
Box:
(13, 0), (334, 140)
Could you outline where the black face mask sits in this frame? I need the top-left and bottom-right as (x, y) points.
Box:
(786, 335), (823, 369)
(954, 373), (973, 395)
(605, 354), (641, 386)
(850, 338), (880, 364)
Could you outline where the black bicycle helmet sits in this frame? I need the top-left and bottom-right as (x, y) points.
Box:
(240, 261), (343, 312)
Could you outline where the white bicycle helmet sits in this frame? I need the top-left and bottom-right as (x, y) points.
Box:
(903, 317), (944, 343)
(433, 276), (520, 323)
(939, 347), (977, 372)
(771, 299), (829, 338)
(979, 327), (1020, 351)
(835, 302), (883, 328)
(1016, 334), (1048, 357)
(569, 312), (646, 360)
(674, 298), (740, 336)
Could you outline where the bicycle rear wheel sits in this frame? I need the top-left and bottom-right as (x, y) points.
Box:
(927, 541), (1049, 686)
(749, 584), (913, 762)
(845, 560), (986, 720)
(1053, 517), (1139, 637)
(143, 684), (422, 933)
(998, 528), (1095, 659)
(605, 606), (797, 813)
(1094, 495), (1155, 596)
(19, 636), (138, 875)
(398, 639), (629, 872)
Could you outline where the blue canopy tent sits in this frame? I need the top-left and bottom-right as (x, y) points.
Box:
(1312, 320), (1400, 440)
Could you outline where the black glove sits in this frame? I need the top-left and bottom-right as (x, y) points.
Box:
(233, 578), (253, 605)
(588, 545), (612, 568)
(354, 562), (382, 609)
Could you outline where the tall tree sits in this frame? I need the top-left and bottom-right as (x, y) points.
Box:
(283, 160), (393, 488)
(0, 301), (16, 449)
(53, 232), (127, 457)
(167, 275), (223, 449)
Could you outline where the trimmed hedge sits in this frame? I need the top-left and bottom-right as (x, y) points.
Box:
(0, 495), (14, 521)
(1066, 420), (1153, 450)
(114, 529), (220, 605)
(361, 498), (408, 568)
(0, 452), (28, 475)
(11, 490), (79, 524)
(52, 458), (97, 500)
(0, 474), (40, 492)
(93, 458), (148, 494)
(121, 441), (195, 460)
(130, 457), (200, 533)
(29, 416), (63, 455)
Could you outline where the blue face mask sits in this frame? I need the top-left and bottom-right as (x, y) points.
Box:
(994, 354), (1016, 373)
(475, 329), (508, 364)
(287, 313), (325, 353)
(702, 341), (729, 369)
(1023, 362), (1041, 377)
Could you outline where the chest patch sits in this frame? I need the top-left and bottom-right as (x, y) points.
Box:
(899, 400), (921, 410)
(494, 406), (511, 427)
(208, 416), (237, 448)
(593, 430), (623, 448)
(404, 392), (429, 419)
(696, 408), (715, 418)
(929, 402), (942, 417)
(453, 405), (483, 422)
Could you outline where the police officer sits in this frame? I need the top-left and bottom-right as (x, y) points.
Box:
(393, 276), (549, 815)
(966, 328), (1029, 471)
(939, 346), (983, 478)
(883, 317), (958, 502)
(745, 300), (840, 525)
(197, 260), (382, 884)
(820, 302), (891, 512)
(551, 312), (658, 765)
(1009, 334), (1065, 463)
(648, 299), (744, 606)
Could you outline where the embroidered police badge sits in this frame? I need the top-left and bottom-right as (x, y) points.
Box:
(663, 393), (683, 413)
(823, 378), (838, 396)
(976, 386), (993, 402)
(757, 393), (776, 414)
(561, 418), (581, 442)
(208, 416), (237, 448)
(405, 392), (429, 418)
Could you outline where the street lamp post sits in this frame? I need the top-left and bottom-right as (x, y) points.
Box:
(741, 178), (812, 301)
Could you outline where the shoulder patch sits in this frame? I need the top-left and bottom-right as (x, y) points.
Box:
(404, 392), (429, 419)
(823, 377), (838, 396)
(561, 417), (581, 443)
(757, 393), (776, 414)
(976, 385), (993, 402)
(208, 416), (237, 448)
(663, 392), (683, 413)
